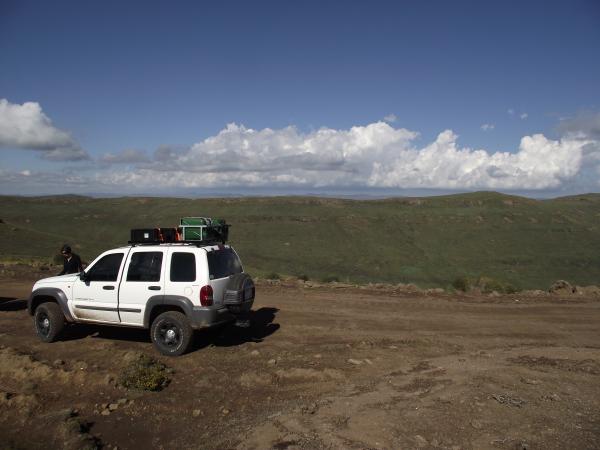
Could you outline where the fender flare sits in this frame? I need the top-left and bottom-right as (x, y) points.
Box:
(28, 287), (75, 322)
(143, 295), (195, 328)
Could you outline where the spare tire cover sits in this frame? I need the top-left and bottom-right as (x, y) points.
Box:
(226, 273), (254, 298)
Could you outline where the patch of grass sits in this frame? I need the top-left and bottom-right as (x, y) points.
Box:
(451, 275), (519, 294)
(444, 284), (457, 294)
(477, 276), (519, 294)
(118, 354), (170, 391)
(321, 275), (340, 283)
(265, 272), (281, 280)
(452, 276), (471, 292)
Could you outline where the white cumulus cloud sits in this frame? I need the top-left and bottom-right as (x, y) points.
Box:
(369, 131), (586, 190)
(0, 99), (88, 161)
(104, 121), (592, 192)
(481, 123), (495, 131)
(2, 119), (597, 195)
(383, 113), (397, 123)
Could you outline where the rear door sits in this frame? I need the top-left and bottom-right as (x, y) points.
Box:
(205, 246), (243, 305)
(118, 248), (166, 325)
(72, 251), (127, 323)
(166, 250), (200, 304)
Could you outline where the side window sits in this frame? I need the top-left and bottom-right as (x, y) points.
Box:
(126, 252), (163, 282)
(87, 253), (124, 282)
(170, 252), (196, 282)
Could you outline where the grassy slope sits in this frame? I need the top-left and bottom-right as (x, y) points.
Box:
(1, 192), (600, 289)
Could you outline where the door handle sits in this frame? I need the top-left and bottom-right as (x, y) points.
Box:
(148, 286), (161, 291)
(103, 286), (115, 290)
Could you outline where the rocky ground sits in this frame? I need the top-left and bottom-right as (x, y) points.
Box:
(0, 269), (599, 449)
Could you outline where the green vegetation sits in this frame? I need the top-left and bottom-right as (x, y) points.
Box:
(452, 276), (471, 292)
(321, 275), (340, 283)
(1, 191), (600, 289)
(265, 272), (281, 280)
(118, 354), (169, 391)
(452, 275), (518, 293)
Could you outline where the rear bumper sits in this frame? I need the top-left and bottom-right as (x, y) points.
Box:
(189, 306), (235, 329)
(224, 298), (254, 314)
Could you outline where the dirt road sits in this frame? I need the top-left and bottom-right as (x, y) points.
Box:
(1, 277), (599, 450)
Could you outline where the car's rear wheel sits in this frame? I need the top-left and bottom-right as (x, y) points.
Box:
(34, 302), (65, 342)
(150, 311), (193, 356)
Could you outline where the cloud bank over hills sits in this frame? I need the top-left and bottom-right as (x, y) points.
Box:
(1, 99), (598, 196)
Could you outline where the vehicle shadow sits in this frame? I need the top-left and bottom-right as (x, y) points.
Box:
(0, 297), (27, 311)
(58, 307), (280, 349)
(193, 307), (280, 350)
(60, 323), (151, 343)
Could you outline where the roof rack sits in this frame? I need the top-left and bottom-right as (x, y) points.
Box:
(127, 240), (227, 247)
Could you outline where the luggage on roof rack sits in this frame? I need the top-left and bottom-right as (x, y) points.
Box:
(130, 228), (161, 243)
(128, 218), (229, 244)
(178, 218), (229, 243)
(160, 227), (178, 243)
(180, 217), (211, 226)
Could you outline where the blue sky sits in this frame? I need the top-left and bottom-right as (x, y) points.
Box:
(1, 0), (599, 196)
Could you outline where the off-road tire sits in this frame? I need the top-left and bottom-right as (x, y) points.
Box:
(150, 311), (193, 356)
(34, 302), (65, 343)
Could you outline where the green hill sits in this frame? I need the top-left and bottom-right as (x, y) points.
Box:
(1, 192), (600, 290)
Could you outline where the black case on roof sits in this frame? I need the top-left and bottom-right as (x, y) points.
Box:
(130, 228), (161, 243)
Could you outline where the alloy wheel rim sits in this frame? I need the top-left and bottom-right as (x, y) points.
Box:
(36, 312), (50, 336)
(158, 321), (180, 347)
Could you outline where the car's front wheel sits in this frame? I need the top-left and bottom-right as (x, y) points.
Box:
(150, 311), (193, 356)
(34, 302), (65, 342)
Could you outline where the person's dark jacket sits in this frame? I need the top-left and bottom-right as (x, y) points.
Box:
(59, 254), (83, 275)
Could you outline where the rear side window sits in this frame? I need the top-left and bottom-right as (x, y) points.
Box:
(127, 252), (163, 282)
(87, 253), (124, 282)
(207, 247), (242, 279)
(170, 252), (196, 282)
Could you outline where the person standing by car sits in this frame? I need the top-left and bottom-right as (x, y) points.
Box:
(58, 244), (83, 275)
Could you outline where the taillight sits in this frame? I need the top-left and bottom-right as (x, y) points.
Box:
(200, 285), (213, 306)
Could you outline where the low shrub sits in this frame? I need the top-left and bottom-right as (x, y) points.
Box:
(298, 274), (309, 281)
(118, 354), (170, 391)
(504, 283), (518, 294)
(266, 272), (281, 280)
(477, 276), (519, 294)
(452, 276), (471, 292)
(452, 275), (519, 294)
(321, 275), (340, 283)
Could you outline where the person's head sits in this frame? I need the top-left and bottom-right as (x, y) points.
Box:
(61, 244), (72, 258)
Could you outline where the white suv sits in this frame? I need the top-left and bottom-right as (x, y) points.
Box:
(28, 243), (255, 356)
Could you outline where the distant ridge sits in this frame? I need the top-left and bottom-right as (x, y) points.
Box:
(1, 191), (599, 289)
(3, 190), (599, 201)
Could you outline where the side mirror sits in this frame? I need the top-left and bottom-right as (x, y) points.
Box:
(79, 271), (88, 281)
